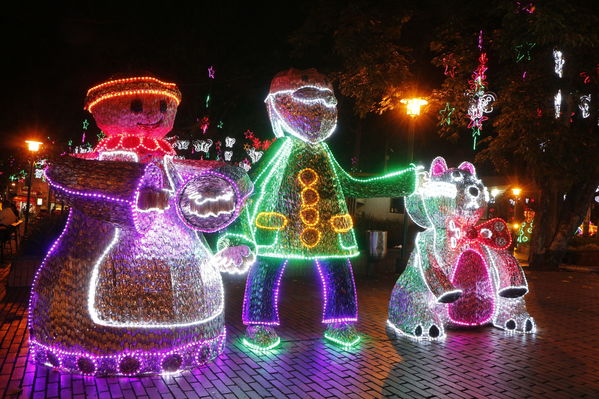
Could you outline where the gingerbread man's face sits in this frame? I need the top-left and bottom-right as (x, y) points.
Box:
(266, 69), (338, 144)
(91, 95), (178, 139)
(85, 76), (182, 140)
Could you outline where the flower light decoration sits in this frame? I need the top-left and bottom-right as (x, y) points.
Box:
(516, 209), (535, 246)
(28, 75), (254, 376)
(388, 157), (535, 340)
(467, 46), (496, 150)
(218, 69), (416, 350)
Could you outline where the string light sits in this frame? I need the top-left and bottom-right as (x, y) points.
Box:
(553, 49), (565, 78)
(579, 95), (591, 118)
(554, 90), (562, 119)
(86, 89), (181, 113)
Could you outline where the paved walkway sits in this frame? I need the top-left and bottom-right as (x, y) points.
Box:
(1, 261), (599, 398)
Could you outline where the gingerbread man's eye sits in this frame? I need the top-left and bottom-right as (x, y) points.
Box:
(130, 99), (143, 113)
(160, 100), (167, 113)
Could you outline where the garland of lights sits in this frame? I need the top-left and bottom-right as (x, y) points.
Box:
(218, 68), (416, 349)
(388, 156), (535, 340)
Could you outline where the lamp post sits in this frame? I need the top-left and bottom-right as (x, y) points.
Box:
(24, 140), (42, 236)
(511, 186), (522, 226)
(398, 98), (427, 271)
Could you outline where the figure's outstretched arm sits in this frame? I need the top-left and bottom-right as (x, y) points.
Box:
(323, 144), (417, 198)
(415, 233), (462, 303)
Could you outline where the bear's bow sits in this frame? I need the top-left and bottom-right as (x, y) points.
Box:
(449, 217), (512, 250)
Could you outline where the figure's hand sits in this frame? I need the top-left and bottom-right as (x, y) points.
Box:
(137, 188), (170, 210)
(213, 245), (255, 274)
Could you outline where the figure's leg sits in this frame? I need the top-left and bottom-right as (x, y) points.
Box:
(315, 258), (360, 346)
(242, 257), (287, 350)
(491, 251), (529, 298)
(493, 296), (535, 333)
(388, 252), (446, 339)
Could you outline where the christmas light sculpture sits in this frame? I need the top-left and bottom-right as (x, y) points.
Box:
(388, 157), (535, 340)
(28, 75), (253, 376)
(218, 69), (416, 350)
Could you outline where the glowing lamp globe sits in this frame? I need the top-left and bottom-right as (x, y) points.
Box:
(401, 98), (428, 117)
(26, 140), (43, 152)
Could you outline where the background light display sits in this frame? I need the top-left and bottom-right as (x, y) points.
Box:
(388, 156), (535, 340)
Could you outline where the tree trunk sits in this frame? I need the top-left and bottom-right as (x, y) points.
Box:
(529, 178), (599, 269)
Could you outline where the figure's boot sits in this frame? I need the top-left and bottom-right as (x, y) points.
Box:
(324, 322), (360, 347)
(243, 325), (281, 351)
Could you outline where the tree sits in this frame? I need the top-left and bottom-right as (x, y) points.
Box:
(290, 0), (599, 270)
(430, 0), (599, 269)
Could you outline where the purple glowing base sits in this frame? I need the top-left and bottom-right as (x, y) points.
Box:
(30, 328), (226, 377)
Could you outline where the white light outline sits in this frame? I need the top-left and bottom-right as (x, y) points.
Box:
(266, 85), (338, 142)
(88, 228), (225, 328)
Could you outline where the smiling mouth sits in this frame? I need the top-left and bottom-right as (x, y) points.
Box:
(137, 119), (163, 129)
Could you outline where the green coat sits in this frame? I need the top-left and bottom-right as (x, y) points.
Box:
(218, 136), (416, 260)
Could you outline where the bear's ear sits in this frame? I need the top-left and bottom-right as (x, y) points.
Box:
(430, 157), (448, 177)
(458, 161), (476, 176)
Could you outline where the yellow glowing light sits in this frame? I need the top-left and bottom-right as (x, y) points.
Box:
(511, 187), (522, 196)
(255, 212), (288, 230)
(86, 89), (181, 112)
(26, 140), (43, 152)
(512, 223), (520, 230)
(400, 98), (428, 117)
(490, 188), (501, 198)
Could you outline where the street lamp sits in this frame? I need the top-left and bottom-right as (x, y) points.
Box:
(399, 98), (427, 271)
(510, 186), (523, 228)
(24, 140), (42, 236)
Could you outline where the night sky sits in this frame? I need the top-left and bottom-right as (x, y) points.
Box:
(1, 2), (475, 175)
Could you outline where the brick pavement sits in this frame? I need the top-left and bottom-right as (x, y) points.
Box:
(1, 260), (599, 398)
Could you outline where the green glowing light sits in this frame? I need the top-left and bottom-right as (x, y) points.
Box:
(242, 337), (281, 352)
(323, 332), (361, 347)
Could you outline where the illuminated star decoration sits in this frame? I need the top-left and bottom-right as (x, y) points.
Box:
(208, 66), (215, 79)
(515, 42), (535, 63)
(442, 54), (457, 78)
(217, 121), (224, 129)
(439, 103), (455, 126)
(82, 119), (90, 130)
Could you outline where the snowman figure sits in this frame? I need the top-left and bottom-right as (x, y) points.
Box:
(28, 75), (253, 376)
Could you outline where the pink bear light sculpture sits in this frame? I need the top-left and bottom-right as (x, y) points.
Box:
(28, 76), (253, 376)
(388, 157), (535, 339)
